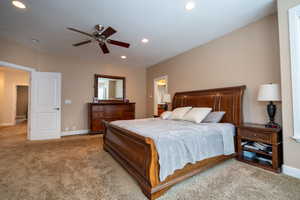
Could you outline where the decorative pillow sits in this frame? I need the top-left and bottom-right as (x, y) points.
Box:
(170, 107), (192, 120)
(160, 111), (173, 120)
(202, 111), (226, 123)
(182, 107), (212, 123)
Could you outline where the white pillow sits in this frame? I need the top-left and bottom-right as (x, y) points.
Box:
(160, 111), (173, 120)
(170, 107), (192, 120)
(202, 111), (226, 123)
(182, 107), (212, 123)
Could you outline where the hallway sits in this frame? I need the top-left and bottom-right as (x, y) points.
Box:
(0, 122), (27, 145)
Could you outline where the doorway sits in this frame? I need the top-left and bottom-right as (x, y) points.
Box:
(15, 85), (29, 124)
(0, 61), (62, 141)
(153, 75), (168, 115)
(0, 66), (29, 141)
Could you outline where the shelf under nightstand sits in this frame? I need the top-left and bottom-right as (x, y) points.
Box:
(237, 123), (283, 173)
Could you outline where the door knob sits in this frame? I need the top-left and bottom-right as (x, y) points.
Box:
(54, 108), (60, 111)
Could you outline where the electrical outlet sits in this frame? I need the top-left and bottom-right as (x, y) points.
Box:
(65, 99), (72, 104)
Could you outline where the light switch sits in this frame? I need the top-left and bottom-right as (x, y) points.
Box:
(65, 99), (72, 104)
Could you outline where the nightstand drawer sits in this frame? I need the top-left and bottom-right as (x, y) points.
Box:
(239, 129), (272, 143)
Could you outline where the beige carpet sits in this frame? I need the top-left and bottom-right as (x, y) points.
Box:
(1, 124), (300, 200)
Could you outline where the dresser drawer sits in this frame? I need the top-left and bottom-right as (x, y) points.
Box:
(92, 106), (105, 112)
(89, 103), (136, 134)
(239, 129), (272, 143)
(92, 112), (104, 118)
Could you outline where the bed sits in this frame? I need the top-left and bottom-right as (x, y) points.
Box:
(103, 85), (246, 199)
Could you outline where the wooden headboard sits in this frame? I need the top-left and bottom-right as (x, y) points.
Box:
(172, 85), (246, 126)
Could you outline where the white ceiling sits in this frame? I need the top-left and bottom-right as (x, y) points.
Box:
(0, 0), (276, 68)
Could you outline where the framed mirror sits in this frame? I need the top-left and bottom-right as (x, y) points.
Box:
(94, 74), (125, 102)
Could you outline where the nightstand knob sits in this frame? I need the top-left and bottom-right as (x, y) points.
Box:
(254, 134), (257, 137)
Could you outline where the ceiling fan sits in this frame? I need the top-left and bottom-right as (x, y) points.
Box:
(67, 25), (130, 54)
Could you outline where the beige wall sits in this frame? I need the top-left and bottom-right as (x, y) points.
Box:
(147, 15), (281, 125)
(0, 68), (29, 125)
(0, 37), (147, 131)
(278, 0), (300, 170)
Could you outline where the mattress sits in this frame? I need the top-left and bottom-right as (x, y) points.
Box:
(111, 118), (235, 181)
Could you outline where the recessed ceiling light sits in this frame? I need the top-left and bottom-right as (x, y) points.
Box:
(121, 55), (127, 59)
(12, 1), (26, 9)
(185, 1), (195, 11)
(141, 38), (149, 43)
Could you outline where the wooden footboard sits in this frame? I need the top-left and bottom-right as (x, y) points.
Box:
(103, 120), (160, 198)
(103, 121), (235, 199)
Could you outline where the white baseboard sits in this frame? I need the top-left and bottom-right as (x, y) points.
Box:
(0, 122), (15, 126)
(29, 135), (61, 141)
(61, 129), (89, 136)
(282, 165), (300, 179)
(16, 115), (26, 119)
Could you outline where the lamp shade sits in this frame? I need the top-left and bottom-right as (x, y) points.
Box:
(257, 84), (281, 101)
(163, 94), (171, 103)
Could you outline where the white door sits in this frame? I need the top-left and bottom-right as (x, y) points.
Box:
(29, 72), (61, 140)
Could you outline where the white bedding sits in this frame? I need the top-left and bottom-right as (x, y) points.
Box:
(111, 118), (235, 181)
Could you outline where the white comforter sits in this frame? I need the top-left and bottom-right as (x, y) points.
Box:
(111, 118), (235, 181)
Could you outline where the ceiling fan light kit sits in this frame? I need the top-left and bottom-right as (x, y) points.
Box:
(67, 25), (130, 54)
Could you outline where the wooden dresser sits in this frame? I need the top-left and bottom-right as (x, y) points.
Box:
(89, 102), (135, 134)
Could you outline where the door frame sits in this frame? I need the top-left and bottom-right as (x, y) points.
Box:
(153, 75), (168, 115)
(0, 61), (36, 140)
(289, 5), (300, 142)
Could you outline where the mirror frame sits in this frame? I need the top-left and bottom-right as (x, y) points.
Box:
(94, 74), (126, 102)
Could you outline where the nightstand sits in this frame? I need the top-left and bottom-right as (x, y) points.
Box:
(237, 123), (282, 173)
(153, 115), (160, 118)
(157, 104), (166, 116)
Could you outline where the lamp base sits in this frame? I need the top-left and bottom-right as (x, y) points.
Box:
(265, 121), (280, 129)
(164, 103), (168, 111)
(266, 101), (280, 128)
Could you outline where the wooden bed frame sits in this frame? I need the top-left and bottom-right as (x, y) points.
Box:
(103, 85), (246, 199)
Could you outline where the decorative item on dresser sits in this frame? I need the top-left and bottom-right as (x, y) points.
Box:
(103, 85), (246, 199)
(89, 102), (135, 134)
(237, 123), (283, 173)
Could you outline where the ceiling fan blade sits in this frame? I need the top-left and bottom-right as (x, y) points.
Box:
(67, 27), (94, 38)
(73, 40), (92, 47)
(107, 39), (130, 48)
(99, 43), (109, 54)
(100, 27), (117, 38)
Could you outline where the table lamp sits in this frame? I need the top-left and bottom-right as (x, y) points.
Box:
(163, 94), (171, 111)
(257, 84), (281, 128)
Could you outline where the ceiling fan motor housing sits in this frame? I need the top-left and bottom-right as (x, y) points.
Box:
(95, 24), (104, 32)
